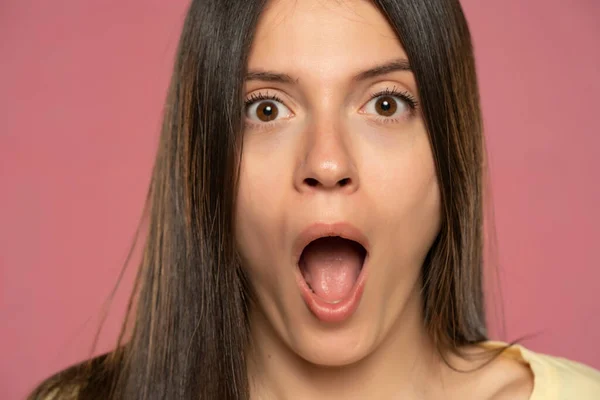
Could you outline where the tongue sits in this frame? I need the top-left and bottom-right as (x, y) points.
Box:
(300, 237), (363, 302)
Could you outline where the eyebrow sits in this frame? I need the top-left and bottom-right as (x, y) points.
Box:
(353, 58), (411, 81)
(245, 71), (298, 84)
(245, 58), (411, 84)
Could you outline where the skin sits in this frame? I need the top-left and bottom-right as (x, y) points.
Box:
(234, 0), (534, 398)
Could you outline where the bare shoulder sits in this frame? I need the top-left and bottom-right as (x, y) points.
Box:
(443, 343), (534, 400)
(487, 365), (534, 400)
(479, 348), (534, 400)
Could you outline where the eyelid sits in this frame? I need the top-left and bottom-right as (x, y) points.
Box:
(245, 90), (295, 111)
(358, 86), (419, 124)
(244, 90), (295, 129)
(243, 86), (418, 129)
(365, 86), (418, 108)
(244, 89), (296, 110)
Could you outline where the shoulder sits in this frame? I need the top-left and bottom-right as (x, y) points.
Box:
(521, 347), (600, 399)
(444, 342), (534, 400)
(28, 352), (118, 400)
(482, 341), (600, 400)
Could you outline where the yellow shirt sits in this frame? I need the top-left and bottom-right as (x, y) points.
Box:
(35, 341), (600, 399)
(483, 341), (600, 399)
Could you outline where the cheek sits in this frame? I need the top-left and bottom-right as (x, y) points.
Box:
(365, 133), (441, 264)
(234, 149), (289, 285)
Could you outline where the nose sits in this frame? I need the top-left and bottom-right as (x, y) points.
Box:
(294, 118), (359, 194)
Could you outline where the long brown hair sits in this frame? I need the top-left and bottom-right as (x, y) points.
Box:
(29, 0), (494, 398)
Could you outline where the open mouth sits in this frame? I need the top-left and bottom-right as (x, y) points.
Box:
(298, 236), (367, 304)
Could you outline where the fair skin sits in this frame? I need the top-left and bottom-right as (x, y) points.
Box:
(234, 0), (534, 399)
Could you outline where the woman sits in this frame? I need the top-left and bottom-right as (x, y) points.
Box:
(29, 0), (600, 399)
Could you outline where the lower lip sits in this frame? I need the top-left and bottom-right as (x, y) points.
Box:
(295, 258), (368, 324)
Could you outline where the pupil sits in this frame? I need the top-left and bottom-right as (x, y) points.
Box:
(263, 105), (273, 115)
(381, 101), (390, 111)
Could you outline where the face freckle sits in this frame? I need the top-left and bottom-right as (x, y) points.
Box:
(235, 0), (441, 368)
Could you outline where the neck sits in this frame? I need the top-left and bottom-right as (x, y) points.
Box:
(246, 289), (445, 400)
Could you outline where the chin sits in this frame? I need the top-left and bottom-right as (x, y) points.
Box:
(286, 309), (380, 367)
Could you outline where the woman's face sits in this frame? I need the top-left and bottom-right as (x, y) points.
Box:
(235, 0), (441, 366)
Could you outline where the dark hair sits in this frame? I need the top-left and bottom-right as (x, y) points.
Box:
(29, 0), (494, 398)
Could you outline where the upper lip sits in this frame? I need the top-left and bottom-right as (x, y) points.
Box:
(292, 222), (370, 264)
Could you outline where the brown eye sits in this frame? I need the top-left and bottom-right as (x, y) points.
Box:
(256, 101), (279, 121)
(245, 97), (292, 124)
(362, 92), (412, 121)
(374, 96), (398, 117)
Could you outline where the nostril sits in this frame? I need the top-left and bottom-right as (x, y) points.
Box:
(304, 178), (319, 187)
(338, 178), (351, 187)
(303, 177), (352, 188)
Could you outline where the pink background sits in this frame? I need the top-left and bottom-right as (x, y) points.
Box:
(1, 1), (599, 399)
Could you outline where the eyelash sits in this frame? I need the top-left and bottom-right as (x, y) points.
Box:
(243, 87), (419, 128)
(369, 87), (418, 111)
(364, 86), (419, 124)
(243, 92), (287, 131)
(244, 91), (285, 108)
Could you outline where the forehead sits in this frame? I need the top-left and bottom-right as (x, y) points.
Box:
(248, 0), (407, 81)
